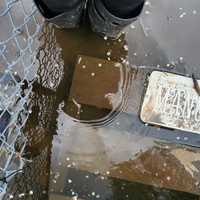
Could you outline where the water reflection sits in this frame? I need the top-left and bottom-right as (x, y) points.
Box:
(4, 7), (200, 199)
(50, 168), (199, 200)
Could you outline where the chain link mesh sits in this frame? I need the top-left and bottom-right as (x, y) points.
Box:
(0, 0), (43, 197)
(3, 144), (52, 200)
(36, 23), (64, 91)
(0, 14), (64, 197)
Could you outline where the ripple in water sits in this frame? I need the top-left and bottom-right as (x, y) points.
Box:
(59, 63), (134, 127)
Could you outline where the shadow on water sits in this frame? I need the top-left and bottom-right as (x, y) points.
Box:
(3, 21), (200, 200)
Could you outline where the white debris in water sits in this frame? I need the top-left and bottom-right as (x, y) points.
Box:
(176, 136), (181, 140)
(85, 175), (89, 179)
(96, 194), (101, 198)
(130, 24), (136, 29)
(29, 191), (33, 195)
(192, 10), (197, 15)
(179, 57), (184, 62)
(18, 193), (25, 198)
(145, 10), (151, 15)
(145, 1), (151, 6)
(106, 171), (110, 175)
(165, 145), (170, 149)
(123, 45), (129, 51)
(66, 157), (70, 161)
(115, 63), (121, 68)
(98, 63), (102, 67)
(94, 170), (100, 175)
(68, 179), (72, 184)
(9, 195), (14, 199)
(195, 181), (199, 186)
(104, 36), (108, 40)
(133, 52), (137, 56)
(54, 172), (60, 179)
(166, 176), (171, 181)
(179, 12), (186, 18)
(106, 51), (111, 56)
(53, 179), (57, 183)
(155, 173), (159, 177)
(4, 85), (8, 91)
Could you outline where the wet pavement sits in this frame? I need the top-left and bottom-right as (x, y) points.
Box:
(1, 0), (200, 199)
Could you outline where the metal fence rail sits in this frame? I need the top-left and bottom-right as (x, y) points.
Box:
(0, 0), (43, 197)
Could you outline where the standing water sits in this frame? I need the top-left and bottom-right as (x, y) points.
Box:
(1, 0), (200, 199)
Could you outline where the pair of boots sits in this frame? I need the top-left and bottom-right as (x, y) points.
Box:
(34, 0), (145, 39)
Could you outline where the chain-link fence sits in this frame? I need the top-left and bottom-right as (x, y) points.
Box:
(3, 143), (52, 200)
(0, 0), (43, 197)
(0, 9), (65, 196)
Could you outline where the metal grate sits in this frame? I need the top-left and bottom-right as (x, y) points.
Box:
(0, 0), (43, 197)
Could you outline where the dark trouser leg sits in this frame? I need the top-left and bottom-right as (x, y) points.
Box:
(102, 0), (145, 18)
(34, 0), (86, 28)
(88, 0), (145, 39)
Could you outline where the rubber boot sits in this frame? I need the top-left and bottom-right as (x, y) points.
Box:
(33, 0), (86, 28)
(88, 0), (145, 39)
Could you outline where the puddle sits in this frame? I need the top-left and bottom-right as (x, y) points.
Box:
(3, 21), (200, 200)
(2, 0), (200, 199)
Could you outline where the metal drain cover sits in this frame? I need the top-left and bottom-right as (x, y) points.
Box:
(141, 71), (200, 134)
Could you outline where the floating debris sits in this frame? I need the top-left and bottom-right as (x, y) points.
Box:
(179, 12), (187, 18)
(68, 179), (72, 184)
(123, 45), (129, 51)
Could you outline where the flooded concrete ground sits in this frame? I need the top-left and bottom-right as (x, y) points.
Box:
(1, 0), (200, 199)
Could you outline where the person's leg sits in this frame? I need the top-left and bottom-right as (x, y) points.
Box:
(88, 0), (145, 39)
(41, 0), (83, 15)
(34, 0), (86, 28)
(102, 0), (145, 18)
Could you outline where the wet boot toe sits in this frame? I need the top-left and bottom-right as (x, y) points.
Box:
(88, 0), (145, 39)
